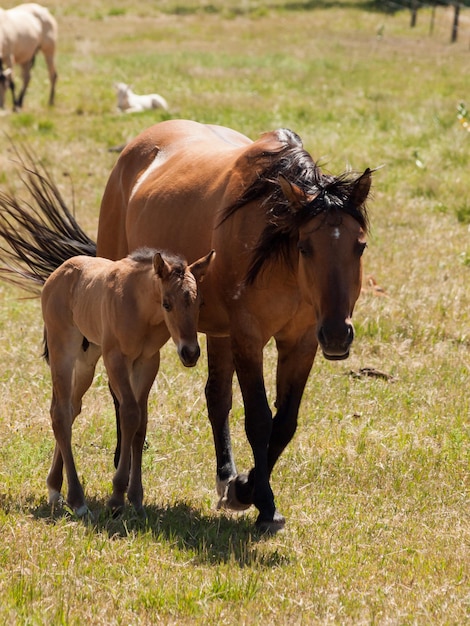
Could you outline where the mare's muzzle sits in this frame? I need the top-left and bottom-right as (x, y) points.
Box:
(179, 343), (201, 367)
(318, 321), (354, 361)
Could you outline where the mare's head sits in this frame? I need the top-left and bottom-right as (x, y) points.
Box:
(224, 129), (371, 360)
(277, 171), (370, 359)
(152, 249), (216, 367)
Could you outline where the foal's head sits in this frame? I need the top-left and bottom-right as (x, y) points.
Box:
(152, 249), (215, 367)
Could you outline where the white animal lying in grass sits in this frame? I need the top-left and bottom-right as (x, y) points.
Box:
(114, 82), (168, 113)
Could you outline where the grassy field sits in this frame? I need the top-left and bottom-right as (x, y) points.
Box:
(0, 1), (469, 623)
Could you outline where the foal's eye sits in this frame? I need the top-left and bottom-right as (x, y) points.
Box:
(162, 300), (172, 312)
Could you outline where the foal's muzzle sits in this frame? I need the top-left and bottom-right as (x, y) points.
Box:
(179, 343), (201, 367)
(318, 322), (354, 361)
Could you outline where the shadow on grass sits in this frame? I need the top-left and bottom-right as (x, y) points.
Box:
(26, 497), (290, 567)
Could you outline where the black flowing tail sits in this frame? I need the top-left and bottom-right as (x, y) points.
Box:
(0, 146), (97, 294)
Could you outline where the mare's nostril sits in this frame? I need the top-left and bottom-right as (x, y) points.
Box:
(346, 324), (354, 344)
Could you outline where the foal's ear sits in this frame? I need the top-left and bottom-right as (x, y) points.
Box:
(278, 175), (319, 211)
(350, 168), (372, 207)
(153, 252), (171, 279)
(189, 249), (216, 283)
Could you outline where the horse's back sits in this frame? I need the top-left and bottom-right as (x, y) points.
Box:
(6, 3), (57, 61)
(97, 120), (279, 262)
(42, 256), (112, 335)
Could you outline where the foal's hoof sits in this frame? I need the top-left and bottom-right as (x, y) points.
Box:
(255, 511), (286, 534)
(217, 478), (252, 511)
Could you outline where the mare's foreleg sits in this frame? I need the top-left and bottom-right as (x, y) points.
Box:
(228, 327), (318, 531)
(225, 330), (287, 532)
(267, 327), (318, 474)
(205, 336), (238, 504)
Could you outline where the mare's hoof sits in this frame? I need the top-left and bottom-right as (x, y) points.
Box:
(131, 504), (147, 519)
(255, 511), (286, 534)
(217, 477), (252, 511)
(74, 504), (91, 518)
(107, 497), (125, 518)
(47, 488), (62, 505)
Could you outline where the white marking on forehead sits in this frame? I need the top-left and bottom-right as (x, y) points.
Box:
(332, 227), (341, 240)
(130, 149), (167, 200)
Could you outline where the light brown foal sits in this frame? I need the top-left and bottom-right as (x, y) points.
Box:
(42, 247), (214, 516)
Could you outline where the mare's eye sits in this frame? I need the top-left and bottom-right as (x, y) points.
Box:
(297, 241), (312, 257)
(162, 300), (172, 312)
(357, 241), (367, 257)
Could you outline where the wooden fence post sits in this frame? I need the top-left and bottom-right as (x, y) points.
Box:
(451, 2), (460, 43)
(410, 0), (418, 28)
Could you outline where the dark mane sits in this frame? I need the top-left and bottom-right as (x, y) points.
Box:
(220, 130), (370, 285)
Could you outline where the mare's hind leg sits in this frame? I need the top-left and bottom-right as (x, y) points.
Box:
(42, 51), (57, 106)
(205, 336), (238, 505)
(15, 59), (34, 110)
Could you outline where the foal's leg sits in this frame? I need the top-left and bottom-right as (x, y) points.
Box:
(205, 336), (238, 502)
(46, 336), (90, 515)
(47, 341), (101, 509)
(104, 350), (141, 513)
(109, 384), (122, 469)
(126, 353), (160, 510)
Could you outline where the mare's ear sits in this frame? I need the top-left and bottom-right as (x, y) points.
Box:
(278, 175), (320, 212)
(189, 249), (216, 283)
(350, 168), (372, 207)
(153, 252), (171, 279)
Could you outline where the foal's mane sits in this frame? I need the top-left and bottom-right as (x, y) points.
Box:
(220, 129), (370, 285)
(129, 247), (187, 278)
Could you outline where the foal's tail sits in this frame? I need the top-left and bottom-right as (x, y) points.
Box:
(0, 146), (97, 294)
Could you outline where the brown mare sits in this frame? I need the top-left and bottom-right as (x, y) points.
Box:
(0, 120), (371, 532)
(42, 247), (214, 516)
(96, 120), (372, 531)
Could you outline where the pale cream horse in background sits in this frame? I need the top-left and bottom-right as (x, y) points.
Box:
(0, 3), (58, 110)
(114, 82), (169, 113)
